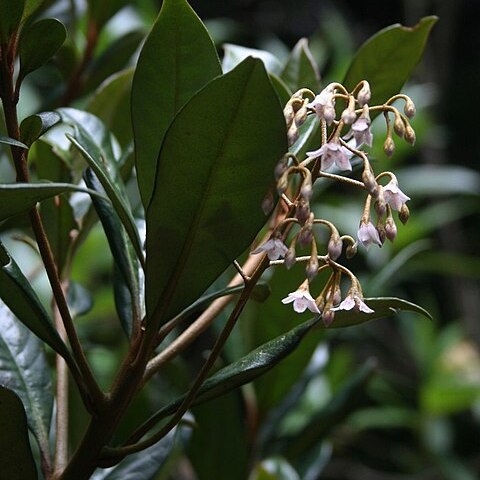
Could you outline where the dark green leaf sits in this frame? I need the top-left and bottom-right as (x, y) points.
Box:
(131, 0), (222, 207)
(0, 386), (38, 479)
(269, 73), (292, 107)
(330, 297), (432, 328)
(281, 38), (321, 93)
(0, 241), (72, 360)
(67, 282), (93, 318)
(0, 302), (52, 463)
(0, 0), (25, 43)
(0, 135), (28, 149)
(222, 43), (283, 75)
(0, 182), (104, 221)
(145, 57), (287, 322)
(343, 16), (438, 107)
(20, 111), (62, 146)
(59, 108), (144, 266)
(22, 0), (44, 22)
(84, 31), (143, 94)
(19, 18), (66, 78)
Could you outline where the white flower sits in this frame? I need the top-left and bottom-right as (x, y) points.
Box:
(345, 116), (373, 147)
(357, 221), (382, 248)
(307, 86), (336, 125)
(332, 293), (374, 314)
(383, 181), (410, 211)
(306, 141), (353, 172)
(252, 238), (288, 260)
(282, 283), (320, 314)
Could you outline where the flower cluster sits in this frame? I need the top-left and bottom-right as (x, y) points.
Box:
(254, 81), (416, 326)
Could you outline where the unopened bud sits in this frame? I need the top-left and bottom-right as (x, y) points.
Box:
(404, 125), (416, 145)
(374, 192), (387, 218)
(357, 81), (371, 106)
(294, 105), (308, 127)
(276, 171), (289, 195)
(283, 103), (295, 126)
(346, 242), (357, 259)
(323, 105), (336, 125)
(295, 199), (310, 225)
(300, 180), (313, 202)
(298, 227), (313, 247)
(306, 255), (319, 281)
(341, 108), (357, 125)
(376, 224), (386, 244)
(322, 309), (335, 327)
(393, 114), (405, 138)
(284, 245), (296, 269)
(261, 188), (275, 215)
(332, 286), (342, 305)
(383, 136), (395, 157)
(404, 98), (416, 118)
(327, 235), (343, 260)
(287, 124), (299, 146)
(399, 204), (410, 224)
(316, 296), (325, 312)
(362, 168), (379, 197)
(274, 157), (288, 180)
(385, 216), (397, 242)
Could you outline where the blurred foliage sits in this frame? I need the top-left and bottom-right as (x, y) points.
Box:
(0, 0), (479, 479)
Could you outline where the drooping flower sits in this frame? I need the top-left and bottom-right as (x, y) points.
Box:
(383, 181), (410, 211)
(252, 238), (288, 260)
(281, 282), (320, 314)
(332, 293), (374, 314)
(306, 141), (353, 172)
(307, 86), (336, 125)
(345, 116), (373, 148)
(357, 220), (382, 249)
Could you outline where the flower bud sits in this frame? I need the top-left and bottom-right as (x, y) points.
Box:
(316, 296), (325, 312)
(376, 224), (386, 245)
(276, 171), (289, 195)
(294, 105), (308, 127)
(298, 227), (313, 247)
(274, 157), (288, 181)
(332, 286), (342, 305)
(283, 103), (295, 127)
(404, 98), (416, 118)
(323, 105), (336, 125)
(362, 168), (379, 197)
(393, 114), (405, 138)
(384, 136), (395, 157)
(322, 309), (335, 327)
(374, 189), (387, 218)
(295, 199), (310, 225)
(341, 108), (357, 125)
(306, 255), (319, 281)
(284, 245), (297, 269)
(327, 234), (343, 260)
(404, 125), (416, 145)
(300, 178), (313, 202)
(287, 124), (299, 146)
(346, 242), (357, 259)
(399, 203), (410, 224)
(385, 216), (397, 242)
(261, 188), (275, 215)
(357, 81), (371, 106)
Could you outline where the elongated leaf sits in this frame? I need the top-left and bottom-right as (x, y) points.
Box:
(330, 297), (432, 328)
(20, 111), (62, 146)
(222, 43), (284, 75)
(0, 0), (25, 43)
(132, 0), (222, 207)
(22, 0), (43, 21)
(0, 386), (38, 479)
(0, 135), (28, 149)
(343, 16), (438, 107)
(0, 182), (104, 221)
(0, 301), (52, 463)
(59, 108), (144, 265)
(281, 38), (321, 93)
(0, 241), (71, 360)
(19, 18), (66, 78)
(145, 57), (288, 321)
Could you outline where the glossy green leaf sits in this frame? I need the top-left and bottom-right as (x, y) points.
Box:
(59, 108), (144, 266)
(0, 301), (53, 464)
(222, 43), (283, 75)
(0, 241), (72, 360)
(281, 38), (321, 93)
(0, 182), (104, 221)
(22, 0), (44, 21)
(0, 386), (38, 479)
(329, 296), (432, 328)
(67, 282), (93, 318)
(132, 0), (222, 207)
(269, 73), (292, 107)
(91, 426), (189, 480)
(19, 18), (66, 78)
(0, 135), (28, 149)
(88, 69), (134, 148)
(145, 57), (288, 322)
(0, 0), (25, 43)
(84, 31), (143, 94)
(343, 16), (438, 107)
(20, 111), (62, 146)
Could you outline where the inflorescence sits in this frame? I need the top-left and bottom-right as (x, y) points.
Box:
(253, 81), (415, 326)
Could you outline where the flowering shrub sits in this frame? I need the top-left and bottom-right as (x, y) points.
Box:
(0, 1), (436, 479)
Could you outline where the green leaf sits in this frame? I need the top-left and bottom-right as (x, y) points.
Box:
(86, 0), (128, 29)
(145, 57), (288, 322)
(0, 301), (53, 463)
(281, 38), (321, 93)
(19, 18), (66, 78)
(132, 0), (222, 207)
(0, 135), (28, 149)
(0, 0), (25, 43)
(0, 182), (104, 221)
(67, 282), (93, 318)
(22, 0), (44, 22)
(0, 386), (38, 479)
(269, 73), (293, 107)
(329, 297), (432, 328)
(20, 111), (62, 146)
(59, 108), (144, 266)
(222, 43), (284, 75)
(0, 241), (72, 360)
(343, 16), (438, 107)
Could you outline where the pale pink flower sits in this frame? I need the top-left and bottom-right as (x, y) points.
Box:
(332, 293), (374, 314)
(357, 221), (382, 249)
(252, 238), (288, 260)
(345, 116), (373, 147)
(282, 284), (320, 314)
(307, 86), (336, 125)
(383, 181), (410, 211)
(306, 141), (353, 172)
